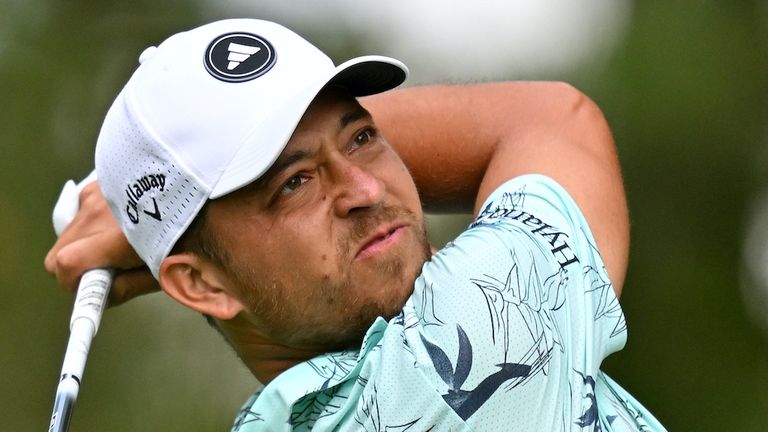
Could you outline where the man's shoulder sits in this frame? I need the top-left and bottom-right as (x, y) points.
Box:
(473, 174), (580, 229)
(423, 174), (587, 278)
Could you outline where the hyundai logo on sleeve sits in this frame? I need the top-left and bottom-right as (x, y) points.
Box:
(204, 32), (277, 83)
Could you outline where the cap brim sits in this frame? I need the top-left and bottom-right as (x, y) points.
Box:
(209, 55), (408, 199)
(328, 55), (409, 97)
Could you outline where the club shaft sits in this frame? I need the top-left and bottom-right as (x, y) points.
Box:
(49, 376), (78, 432)
(48, 269), (112, 432)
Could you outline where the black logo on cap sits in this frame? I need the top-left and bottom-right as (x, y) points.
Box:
(204, 32), (276, 83)
(124, 174), (166, 224)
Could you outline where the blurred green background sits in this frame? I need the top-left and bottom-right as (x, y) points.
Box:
(2, 0), (767, 430)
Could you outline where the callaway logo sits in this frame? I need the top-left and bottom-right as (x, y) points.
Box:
(124, 174), (166, 224)
(204, 32), (276, 83)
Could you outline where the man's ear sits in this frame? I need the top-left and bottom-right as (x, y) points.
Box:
(159, 254), (245, 320)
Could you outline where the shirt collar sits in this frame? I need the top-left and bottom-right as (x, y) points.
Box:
(256, 316), (389, 412)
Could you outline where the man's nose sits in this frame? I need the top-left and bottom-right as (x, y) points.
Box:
(331, 159), (385, 217)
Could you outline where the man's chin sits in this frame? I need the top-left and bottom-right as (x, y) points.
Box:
(294, 280), (415, 350)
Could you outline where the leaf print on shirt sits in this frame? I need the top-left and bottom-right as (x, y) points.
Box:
(417, 283), (446, 328)
(306, 351), (357, 391)
(581, 233), (626, 338)
(290, 386), (349, 429)
(573, 370), (601, 431)
(231, 407), (264, 431)
(353, 382), (429, 431)
(471, 250), (566, 372)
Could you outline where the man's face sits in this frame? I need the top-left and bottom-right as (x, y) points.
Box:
(206, 89), (430, 350)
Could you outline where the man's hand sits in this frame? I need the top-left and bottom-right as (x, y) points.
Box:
(44, 181), (159, 306)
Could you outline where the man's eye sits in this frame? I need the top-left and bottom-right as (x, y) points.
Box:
(352, 128), (375, 148)
(280, 175), (308, 195)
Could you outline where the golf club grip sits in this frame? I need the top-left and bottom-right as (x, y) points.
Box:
(48, 269), (113, 432)
(69, 269), (112, 334)
(49, 172), (113, 431)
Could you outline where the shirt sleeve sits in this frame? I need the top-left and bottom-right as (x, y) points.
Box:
(407, 174), (628, 427)
(472, 174), (627, 363)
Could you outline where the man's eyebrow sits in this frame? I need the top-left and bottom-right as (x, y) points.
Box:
(339, 106), (372, 131)
(252, 150), (310, 190)
(248, 106), (373, 191)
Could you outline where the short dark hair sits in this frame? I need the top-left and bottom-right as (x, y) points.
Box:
(169, 202), (227, 328)
(170, 202), (229, 266)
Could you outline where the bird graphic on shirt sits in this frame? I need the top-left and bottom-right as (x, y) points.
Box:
(420, 324), (531, 420)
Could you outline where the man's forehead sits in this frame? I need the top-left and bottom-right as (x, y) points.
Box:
(298, 86), (369, 123)
(285, 88), (372, 149)
(231, 89), (374, 197)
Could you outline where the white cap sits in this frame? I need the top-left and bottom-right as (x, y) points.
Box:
(95, 19), (408, 277)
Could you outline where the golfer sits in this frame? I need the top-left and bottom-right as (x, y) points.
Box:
(46, 18), (665, 431)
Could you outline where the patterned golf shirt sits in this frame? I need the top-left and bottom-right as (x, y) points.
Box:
(231, 174), (666, 431)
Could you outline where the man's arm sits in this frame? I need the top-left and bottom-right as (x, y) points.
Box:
(46, 82), (628, 301)
(361, 82), (628, 294)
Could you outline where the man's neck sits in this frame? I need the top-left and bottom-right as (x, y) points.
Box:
(217, 313), (326, 384)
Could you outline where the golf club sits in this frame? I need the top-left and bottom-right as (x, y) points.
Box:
(48, 172), (113, 432)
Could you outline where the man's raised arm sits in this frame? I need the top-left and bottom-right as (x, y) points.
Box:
(45, 82), (628, 303)
(362, 82), (629, 294)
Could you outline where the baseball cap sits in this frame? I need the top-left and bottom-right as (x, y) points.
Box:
(94, 18), (408, 278)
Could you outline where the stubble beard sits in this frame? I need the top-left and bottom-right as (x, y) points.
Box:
(228, 205), (431, 350)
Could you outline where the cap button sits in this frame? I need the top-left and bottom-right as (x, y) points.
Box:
(139, 46), (158, 64)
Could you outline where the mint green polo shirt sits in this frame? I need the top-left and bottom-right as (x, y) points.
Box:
(231, 175), (665, 431)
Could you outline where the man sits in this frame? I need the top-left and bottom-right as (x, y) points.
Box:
(46, 19), (665, 431)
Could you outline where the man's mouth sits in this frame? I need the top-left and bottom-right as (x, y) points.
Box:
(355, 224), (406, 260)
